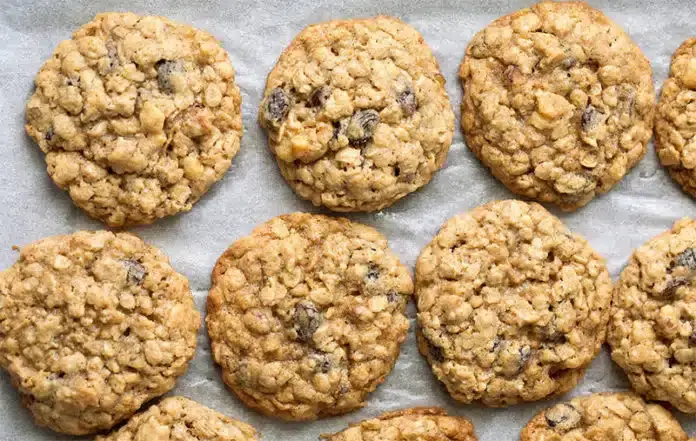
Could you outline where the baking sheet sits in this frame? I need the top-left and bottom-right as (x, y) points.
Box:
(1, 0), (695, 439)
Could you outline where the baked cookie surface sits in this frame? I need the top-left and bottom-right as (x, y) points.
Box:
(259, 16), (454, 212)
(322, 407), (478, 441)
(655, 38), (696, 197)
(415, 200), (612, 406)
(206, 213), (413, 420)
(96, 396), (259, 441)
(25, 12), (242, 227)
(609, 218), (696, 413)
(460, 1), (654, 210)
(520, 392), (688, 441)
(0, 231), (200, 435)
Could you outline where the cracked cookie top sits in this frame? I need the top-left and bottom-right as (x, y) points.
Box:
(521, 393), (688, 441)
(96, 396), (259, 441)
(655, 38), (696, 198)
(609, 218), (696, 413)
(206, 213), (413, 420)
(0, 231), (200, 435)
(415, 200), (612, 406)
(25, 12), (242, 226)
(259, 16), (454, 212)
(322, 407), (478, 441)
(460, 1), (654, 210)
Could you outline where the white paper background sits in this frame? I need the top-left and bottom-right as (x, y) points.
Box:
(1, 0), (695, 439)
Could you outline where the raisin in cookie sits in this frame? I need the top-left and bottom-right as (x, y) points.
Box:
(95, 396), (259, 441)
(460, 2), (654, 210)
(207, 213), (413, 420)
(25, 13), (242, 227)
(0, 231), (200, 435)
(521, 392), (689, 441)
(259, 16), (454, 212)
(322, 407), (478, 441)
(655, 38), (696, 197)
(608, 218), (696, 413)
(415, 200), (612, 406)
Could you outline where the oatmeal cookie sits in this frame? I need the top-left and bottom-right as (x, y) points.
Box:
(322, 407), (478, 441)
(521, 392), (688, 441)
(415, 200), (612, 406)
(259, 16), (454, 212)
(460, 1), (654, 210)
(655, 38), (696, 197)
(206, 213), (413, 420)
(25, 13), (242, 227)
(609, 218), (696, 413)
(0, 231), (200, 435)
(96, 396), (259, 441)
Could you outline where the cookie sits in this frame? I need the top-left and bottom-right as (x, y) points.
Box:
(206, 213), (413, 420)
(25, 13), (242, 227)
(460, 1), (654, 210)
(521, 392), (688, 441)
(415, 200), (612, 406)
(321, 407), (478, 441)
(0, 231), (200, 435)
(259, 16), (454, 212)
(608, 218), (696, 413)
(95, 396), (259, 441)
(655, 38), (696, 197)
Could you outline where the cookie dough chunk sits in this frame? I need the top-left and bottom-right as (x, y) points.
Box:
(655, 38), (696, 197)
(25, 13), (243, 227)
(608, 218), (696, 413)
(416, 200), (612, 406)
(259, 16), (454, 212)
(207, 213), (413, 420)
(0, 231), (200, 435)
(521, 392), (688, 441)
(322, 408), (478, 441)
(96, 397), (259, 441)
(460, 2), (654, 210)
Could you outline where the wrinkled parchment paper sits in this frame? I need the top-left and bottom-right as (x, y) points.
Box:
(1, 0), (695, 439)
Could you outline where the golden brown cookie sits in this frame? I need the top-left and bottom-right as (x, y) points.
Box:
(460, 2), (654, 210)
(416, 200), (612, 406)
(206, 213), (413, 420)
(25, 13), (242, 227)
(259, 16), (454, 212)
(0, 231), (200, 435)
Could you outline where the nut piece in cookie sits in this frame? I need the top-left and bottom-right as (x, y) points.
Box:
(95, 396), (259, 441)
(609, 218), (696, 413)
(24, 13), (243, 227)
(206, 213), (413, 420)
(0, 231), (200, 435)
(520, 393), (689, 441)
(460, 2), (655, 211)
(322, 407), (478, 441)
(415, 200), (612, 406)
(258, 16), (454, 212)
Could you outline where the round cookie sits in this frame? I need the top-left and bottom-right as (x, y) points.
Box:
(655, 38), (696, 197)
(415, 200), (612, 406)
(521, 392), (689, 441)
(322, 407), (478, 441)
(259, 16), (454, 212)
(0, 231), (200, 435)
(609, 218), (696, 413)
(206, 213), (413, 420)
(25, 13), (242, 227)
(460, 2), (654, 210)
(96, 396), (259, 441)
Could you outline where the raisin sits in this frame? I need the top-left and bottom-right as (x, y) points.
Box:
(545, 403), (582, 432)
(122, 260), (146, 285)
(490, 337), (501, 353)
(541, 320), (566, 343)
(581, 105), (605, 132)
(429, 341), (445, 362)
(309, 352), (332, 373)
(516, 346), (532, 374)
(156, 60), (184, 93)
(346, 109), (380, 146)
(263, 88), (291, 127)
(366, 264), (380, 282)
(107, 43), (119, 71)
(294, 301), (321, 343)
(673, 248), (696, 270)
(560, 56), (577, 69)
(308, 85), (331, 108)
(662, 277), (689, 297)
(397, 86), (417, 116)
(387, 291), (399, 303)
(332, 119), (348, 140)
(45, 127), (54, 141)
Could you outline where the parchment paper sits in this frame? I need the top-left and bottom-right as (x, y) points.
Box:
(1, 0), (695, 439)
